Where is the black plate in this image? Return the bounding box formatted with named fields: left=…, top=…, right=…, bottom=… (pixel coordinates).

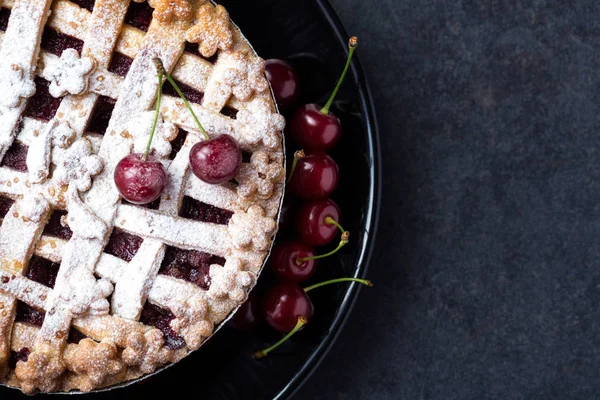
left=1, top=0, right=380, bottom=398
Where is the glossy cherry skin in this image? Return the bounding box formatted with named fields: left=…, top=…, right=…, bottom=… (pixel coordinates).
left=288, top=152, right=339, bottom=200
left=270, top=241, right=317, bottom=283
left=296, top=198, right=341, bottom=246
left=263, top=282, right=314, bottom=333
left=114, top=154, right=168, bottom=204
left=189, top=134, right=242, bottom=184
left=290, top=104, right=341, bottom=151
left=229, top=293, right=262, bottom=332
left=265, top=59, right=299, bottom=109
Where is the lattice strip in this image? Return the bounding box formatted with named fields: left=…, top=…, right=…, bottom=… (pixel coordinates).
left=115, top=204, right=230, bottom=255
left=0, top=168, right=27, bottom=197
left=33, top=0, right=130, bottom=343
left=184, top=176, right=238, bottom=211
left=0, top=198, right=51, bottom=377
left=0, top=0, right=52, bottom=161
left=111, top=130, right=194, bottom=320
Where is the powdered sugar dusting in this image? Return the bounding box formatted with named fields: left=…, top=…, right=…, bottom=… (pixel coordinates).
left=185, top=3, right=233, bottom=58
left=46, top=49, right=96, bottom=98
left=236, top=150, right=284, bottom=200
left=117, top=111, right=178, bottom=159
left=235, top=97, right=285, bottom=150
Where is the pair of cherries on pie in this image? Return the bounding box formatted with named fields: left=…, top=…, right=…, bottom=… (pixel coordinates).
left=114, top=62, right=240, bottom=204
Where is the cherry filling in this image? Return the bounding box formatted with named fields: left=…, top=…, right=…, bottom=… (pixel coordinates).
left=122, top=198, right=161, bottom=210
left=0, top=8, right=10, bottom=31
left=163, top=79, right=204, bottom=105
left=124, top=0, right=153, bottom=32
left=159, top=246, right=225, bottom=290
left=86, top=96, right=116, bottom=135
left=184, top=42, right=219, bottom=64
left=15, top=301, right=45, bottom=327
left=179, top=196, right=233, bottom=225
left=43, top=210, right=73, bottom=240
left=220, top=106, right=238, bottom=120
left=70, top=0, right=94, bottom=12
left=108, top=52, right=134, bottom=77
left=25, top=256, right=60, bottom=289
left=24, top=77, right=61, bottom=121
left=169, top=129, right=188, bottom=160
left=104, top=228, right=143, bottom=262
left=41, top=28, right=84, bottom=56
left=9, top=348, right=30, bottom=368
left=140, top=302, right=185, bottom=349
left=0, top=142, right=28, bottom=172
left=241, top=150, right=252, bottom=163
left=0, top=196, right=14, bottom=218
left=67, top=327, right=87, bottom=344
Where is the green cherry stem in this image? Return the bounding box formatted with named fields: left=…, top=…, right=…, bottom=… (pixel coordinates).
left=154, top=58, right=210, bottom=140
left=143, top=71, right=164, bottom=161
left=320, top=36, right=358, bottom=115
left=325, top=216, right=345, bottom=234
left=304, top=277, right=373, bottom=293
left=286, top=149, right=305, bottom=184
left=297, top=231, right=350, bottom=264
left=253, top=316, right=307, bottom=359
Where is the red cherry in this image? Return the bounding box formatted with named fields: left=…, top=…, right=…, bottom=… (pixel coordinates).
left=290, top=104, right=341, bottom=151
left=270, top=241, right=317, bottom=283
left=114, top=154, right=167, bottom=204
left=189, top=134, right=242, bottom=184
left=289, top=37, right=357, bottom=151
left=296, top=198, right=341, bottom=246
left=229, top=292, right=262, bottom=332
left=262, top=282, right=314, bottom=333
left=288, top=152, right=339, bottom=200
left=265, top=59, right=299, bottom=109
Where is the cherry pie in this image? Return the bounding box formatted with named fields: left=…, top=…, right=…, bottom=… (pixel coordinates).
left=0, top=0, right=284, bottom=393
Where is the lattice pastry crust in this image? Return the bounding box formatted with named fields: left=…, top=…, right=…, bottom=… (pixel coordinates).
left=0, top=0, right=284, bottom=393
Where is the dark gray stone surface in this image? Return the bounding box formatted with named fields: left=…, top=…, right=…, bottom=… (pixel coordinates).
left=297, top=1, right=600, bottom=399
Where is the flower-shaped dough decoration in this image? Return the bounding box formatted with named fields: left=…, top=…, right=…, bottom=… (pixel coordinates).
left=228, top=205, right=277, bottom=251
left=236, top=151, right=283, bottom=200
left=145, top=0, right=192, bottom=23
left=236, top=98, right=285, bottom=149
left=122, top=329, right=174, bottom=374
left=221, top=51, right=269, bottom=101
left=46, top=49, right=96, bottom=98
left=51, top=138, right=103, bottom=192
left=207, top=258, right=254, bottom=302
left=0, top=63, right=36, bottom=108
left=186, top=4, right=233, bottom=58
left=14, top=342, right=66, bottom=394
left=63, top=339, right=124, bottom=391
left=169, top=296, right=214, bottom=351
left=122, top=111, right=179, bottom=159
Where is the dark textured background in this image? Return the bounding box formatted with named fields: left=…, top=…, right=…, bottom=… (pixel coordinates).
left=297, top=1, right=600, bottom=399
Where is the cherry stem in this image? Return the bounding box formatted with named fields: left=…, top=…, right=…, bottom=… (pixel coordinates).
left=286, top=149, right=305, bottom=184
left=324, top=216, right=345, bottom=234
left=297, top=231, right=350, bottom=263
left=143, top=72, right=164, bottom=161
left=304, top=277, right=373, bottom=293
left=253, top=316, right=307, bottom=359
left=320, top=36, right=358, bottom=115
left=154, top=58, right=209, bottom=140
